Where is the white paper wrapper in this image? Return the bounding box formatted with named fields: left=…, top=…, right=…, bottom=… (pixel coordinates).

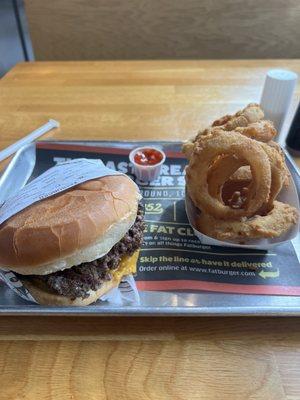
left=185, top=175, right=300, bottom=250
left=0, top=158, right=141, bottom=305
left=0, top=270, right=37, bottom=303
left=0, top=158, right=126, bottom=225
left=101, top=275, right=140, bottom=306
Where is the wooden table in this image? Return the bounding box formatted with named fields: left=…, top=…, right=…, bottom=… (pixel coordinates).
left=0, top=60, right=300, bottom=400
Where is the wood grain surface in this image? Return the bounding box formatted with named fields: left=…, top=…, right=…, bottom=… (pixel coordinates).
left=24, top=0, right=300, bottom=60
left=0, top=60, right=300, bottom=400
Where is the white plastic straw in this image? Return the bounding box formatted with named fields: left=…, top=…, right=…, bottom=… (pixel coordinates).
left=0, top=119, right=60, bottom=162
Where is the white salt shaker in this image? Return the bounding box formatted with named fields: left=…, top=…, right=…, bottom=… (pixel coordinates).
left=260, top=69, right=298, bottom=135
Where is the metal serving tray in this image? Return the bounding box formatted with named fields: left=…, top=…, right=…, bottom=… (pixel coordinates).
left=0, top=140, right=299, bottom=316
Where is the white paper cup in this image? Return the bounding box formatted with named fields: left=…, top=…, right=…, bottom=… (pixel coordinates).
left=129, top=146, right=166, bottom=182
left=185, top=175, right=300, bottom=250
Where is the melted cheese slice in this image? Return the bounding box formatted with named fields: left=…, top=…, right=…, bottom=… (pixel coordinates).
left=111, top=250, right=139, bottom=282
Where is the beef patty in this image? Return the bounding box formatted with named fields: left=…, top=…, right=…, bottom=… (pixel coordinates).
left=21, top=204, right=144, bottom=300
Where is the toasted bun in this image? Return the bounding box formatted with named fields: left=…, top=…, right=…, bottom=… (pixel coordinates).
left=20, top=250, right=139, bottom=306
left=21, top=276, right=120, bottom=306
left=0, top=175, right=141, bottom=274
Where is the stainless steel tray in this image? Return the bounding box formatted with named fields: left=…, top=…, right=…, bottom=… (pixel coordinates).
left=2, top=288, right=300, bottom=316
left=0, top=140, right=299, bottom=316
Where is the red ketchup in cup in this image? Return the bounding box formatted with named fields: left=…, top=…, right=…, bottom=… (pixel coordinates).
left=134, top=148, right=164, bottom=166
left=129, top=147, right=166, bottom=181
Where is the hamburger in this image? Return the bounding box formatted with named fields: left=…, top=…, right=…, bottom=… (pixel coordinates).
left=0, top=175, right=144, bottom=306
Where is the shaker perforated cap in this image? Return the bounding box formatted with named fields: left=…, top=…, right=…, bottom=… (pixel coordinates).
left=260, top=69, right=298, bottom=132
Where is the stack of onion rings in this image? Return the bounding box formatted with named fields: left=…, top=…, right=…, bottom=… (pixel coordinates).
left=194, top=201, right=299, bottom=241
left=186, top=131, right=272, bottom=220
left=184, top=104, right=299, bottom=242
left=182, top=104, right=276, bottom=159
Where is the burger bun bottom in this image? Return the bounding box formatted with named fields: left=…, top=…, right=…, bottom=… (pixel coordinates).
left=20, top=250, right=139, bottom=306
left=22, top=277, right=121, bottom=306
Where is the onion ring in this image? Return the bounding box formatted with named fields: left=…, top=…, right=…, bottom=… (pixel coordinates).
left=194, top=201, right=299, bottom=241
left=212, top=103, right=264, bottom=130
left=182, top=104, right=277, bottom=160
left=208, top=155, right=248, bottom=202
left=207, top=156, right=252, bottom=208
left=229, top=166, right=251, bottom=182
left=258, top=142, right=286, bottom=212
left=222, top=179, right=252, bottom=209
left=186, top=131, right=271, bottom=220
left=183, top=120, right=276, bottom=160
left=235, top=120, right=276, bottom=142
left=268, top=141, right=290, bottom=186
left=207, top=140, right=287, bottom=214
